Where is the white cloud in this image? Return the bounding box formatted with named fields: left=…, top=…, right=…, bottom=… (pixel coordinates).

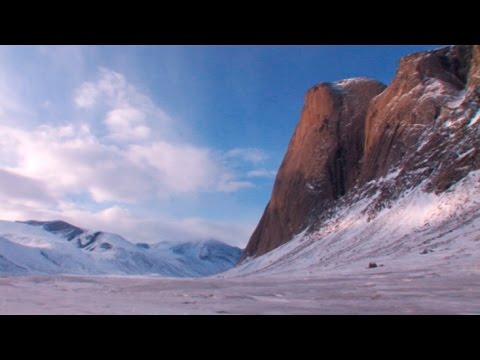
left=74, top=68, right=173, bottom=143
left=1, top=123, right=150, bottom=202
left=224, top=148, right=269, bottom=164
left=0, top=168, right=59, bottom=225
left=0, top=200, right=253, bottom=247
left=85, top=209, right=253, bottom=246
left=1, top=68, right=265, bottom=205
left=162, top=217, right=253, bottom=247
left=218, top=180, right=255, bottom=192
left=104, top=106, right=151, bottom=141
left=0, top=169, right=56, bottom=206
left=128, top=142, right=221, bottom=193
left=247, top=169, right=277, bottom=178
left=73, top=68, right=132, bottom=109
left=74, top=81, right=99, bottom=108
left=0, top=64, right=266, bottom=247
left=0, top=121, right=258, bottom=204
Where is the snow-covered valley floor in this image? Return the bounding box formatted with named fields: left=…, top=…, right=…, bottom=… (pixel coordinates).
left=1, top=265, right=479, bottom=314
left=2, top=172, right=479, bottom=314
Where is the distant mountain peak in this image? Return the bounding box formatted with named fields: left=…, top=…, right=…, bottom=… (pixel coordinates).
left=2, top=220, right=241, bottom=277
left=18, top=220, right=85, bottom=241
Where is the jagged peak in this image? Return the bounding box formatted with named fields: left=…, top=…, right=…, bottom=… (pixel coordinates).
left=394, top=45, right=473, bottom=89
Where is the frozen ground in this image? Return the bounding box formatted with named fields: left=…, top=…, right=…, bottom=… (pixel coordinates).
left=1, top=265, right=479, bottom=314
left=1, top=172, right=479, bottom=314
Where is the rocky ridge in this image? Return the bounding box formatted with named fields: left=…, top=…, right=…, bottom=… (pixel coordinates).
left=242, top=45, right=480, bottom=261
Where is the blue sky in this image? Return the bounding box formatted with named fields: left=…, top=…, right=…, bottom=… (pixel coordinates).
left=0, top=45, right=441, bottom=246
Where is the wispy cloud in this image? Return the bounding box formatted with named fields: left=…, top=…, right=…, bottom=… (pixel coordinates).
left=0, top=200, right=253, bottom=247
left=218, top=180, right=255, bottom=192
left=0, top=122, right=258, bottom=203
left=104, top=107, right=151, bottom=141
left=74, top=67, right=131, bottom=109
left=0, top=62, right=265, bottom=246
left=224, top=148, right=269, bottom=164
left=1, top=68, right=265, bottom=205
left=128, top=141, right=227, bottom=194
left=0, top=169, right=56, bottom=206
left=0, top=51, right=34, bottom=121
left=247, top=169, right=277, bottom=178
left=74, top=81, right=100, bottom=108
left=37, top=45, right=89, bottom=74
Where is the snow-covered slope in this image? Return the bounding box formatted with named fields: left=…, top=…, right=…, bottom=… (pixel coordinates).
left=227, top=170, right=480, bottom=277
left=0, top=220, right=241, bottom=277
left=233, top=45, right=480, bottom=279
left=243, top=45, right=480, bottom=262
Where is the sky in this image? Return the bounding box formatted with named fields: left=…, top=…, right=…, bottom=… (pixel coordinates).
left=0, top=45, right=441, bottom=247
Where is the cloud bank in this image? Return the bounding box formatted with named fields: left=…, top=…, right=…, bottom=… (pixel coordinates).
left=0, top=64, right=268, bottom=246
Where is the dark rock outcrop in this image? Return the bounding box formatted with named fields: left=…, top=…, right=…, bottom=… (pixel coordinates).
left=361, top=45, right=478, bottom=185
left=241, top=45, right=480, bottom=262
left=242, top=78, right=386, bottom=260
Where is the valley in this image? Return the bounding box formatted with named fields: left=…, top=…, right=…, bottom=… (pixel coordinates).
left=1, top=266, right=479, bottom=314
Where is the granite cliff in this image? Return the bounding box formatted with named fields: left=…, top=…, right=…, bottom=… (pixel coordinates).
left=242, top=45, right=480, bottom=261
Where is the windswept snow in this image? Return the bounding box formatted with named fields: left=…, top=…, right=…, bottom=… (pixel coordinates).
left=229, top=170, right=480, bottom=278
left=330, top=77, right=380, bottom=91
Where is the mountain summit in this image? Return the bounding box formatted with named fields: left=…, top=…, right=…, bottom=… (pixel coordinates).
left=241, top=45, right=480, bottom=262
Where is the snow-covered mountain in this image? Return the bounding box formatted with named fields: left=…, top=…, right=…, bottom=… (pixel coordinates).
left=228, top=169, right=480, bottom=277
left=0, top=220, right=241, bottom=277
left=234, top=45, right=480, bottom=277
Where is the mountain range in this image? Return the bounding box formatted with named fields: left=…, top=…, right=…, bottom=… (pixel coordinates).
left=1, top=45, right=479, bottom=280
left=0, top=220, right=241, bottom=277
